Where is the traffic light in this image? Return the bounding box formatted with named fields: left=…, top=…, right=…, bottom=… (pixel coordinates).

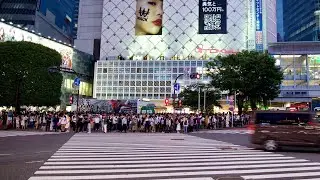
left=190, top=73, right=201, bottom=79
left=69, top=95, right=73, bottom=105
left=165, top=98, right=169, bottom=106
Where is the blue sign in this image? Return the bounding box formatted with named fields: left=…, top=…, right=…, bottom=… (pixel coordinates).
left=74, top=77, right=80, bottom=86
left=255, top=0, right=263, bottom=51
left=174, top=83, right=180, bottom=92
left=255, top=0, right=262, bottom=31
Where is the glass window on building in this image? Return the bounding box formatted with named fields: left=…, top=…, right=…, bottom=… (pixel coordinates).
left=103, top=68, right=108, bottom=73
left=185, top=61, right=190, bottom=66
left=130, top=87, right=135, bottom=92
left=108, top=68, right=114, bottom=73
left=137, top=68, right=142, bottom=73
left=154, top=81, right=159, bottom=86
left=154, top=87, right=159, bottom=93
left=191, top=61, right=197, bottom=66
left=131, top=68, right=136, bottom=73
left=173, top=61, right=178, bottom=66
left=149, top=68, right=154, bottom=73
left=97, top=68, right=102, bottom=73
left=148, top=94, right=152, bottom=99
left=136, top=87, right=141, bottom=92
left=166, top=87, right=171, bottom=93
left=137, top=74, right=141, bottom=80
left=173, top=68, right=177, bottom=73
left=167, top=61, right=171, bottom=66
left=108, top=81, right=112, bottom=86
left=130, top=81, right=135, bottom=86
left=179, top=68, right=184, bottom=73
left=142, top=81, right=147, bottom=86
left=136, top=81, right=141, bottom=86
left=96, top=81, right=102, bottom=86
left=125, top=68, right=130, bottom=73
left=143, top=68, right=148, bottom=73
left=148, top=81, right=153, bottom=86
left=148, top=87, right=153, bottom=93
left=114, top=81, right=119, bottom=86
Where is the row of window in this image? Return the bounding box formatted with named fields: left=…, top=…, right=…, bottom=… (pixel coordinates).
left=96, top=81, right=172, bottom=86
left=97, top=61, right=206, bottom=67
left=96, top=87, right=172, bottom=93
left=96, top=93, right=171, bottom=100
left=97, top=67, right=199, bottom=74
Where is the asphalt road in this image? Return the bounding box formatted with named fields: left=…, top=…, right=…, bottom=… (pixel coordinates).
left=191, top=132, right=320, bottom=163
left=0, top=133, right=73, bottom=180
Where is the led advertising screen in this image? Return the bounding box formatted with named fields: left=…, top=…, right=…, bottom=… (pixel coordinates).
left=0, top=22, right=73, bottom=69
left=255, top=0, right=263, bottom=51
left=199, top=0, right=227, bottom=34
left=135, top=0, right=163, bottom=35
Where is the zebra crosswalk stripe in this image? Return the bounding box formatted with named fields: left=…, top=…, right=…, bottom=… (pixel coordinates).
left=29, top=134, right=320, bottom=180
left=0, top=131, right=60, bottom=137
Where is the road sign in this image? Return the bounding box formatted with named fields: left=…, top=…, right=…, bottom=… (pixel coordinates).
left=174, top=83, right=180, bottom=92
left=74, top=77, right=80, bottom=86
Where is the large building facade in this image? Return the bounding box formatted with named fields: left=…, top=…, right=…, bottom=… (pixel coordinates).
left=0, top=0, right=79, bottom=44
left=283, top=0, right=320, bottom=41
left=269, top=42, right=320, bottom=103
left=75, top=0, right=277, bottom=106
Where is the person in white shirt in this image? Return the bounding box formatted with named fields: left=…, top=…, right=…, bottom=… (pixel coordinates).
left=94, top=115, right=100, bottom=131
left=122, top=116, right=127, bottom=133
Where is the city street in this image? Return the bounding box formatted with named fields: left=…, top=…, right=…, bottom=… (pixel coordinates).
left=0, top=131, right=320, bottom=180
left=0, top=132, right=73, bottom=180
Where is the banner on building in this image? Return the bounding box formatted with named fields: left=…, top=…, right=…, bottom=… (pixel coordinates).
left=199, top=0, right=227, bottom=34
left=255, top=0, right=263, bottom=51
left=135, top=0, right=163, bottom=35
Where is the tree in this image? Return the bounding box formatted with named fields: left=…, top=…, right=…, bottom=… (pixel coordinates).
left=206, top=50, right=283, bottom=114
left=179, top=83, right=221, bottom=113
left=0, top=41, right=63, bottom=112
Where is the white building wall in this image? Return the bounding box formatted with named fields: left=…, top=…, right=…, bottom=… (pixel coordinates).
left=74, top=0, right=103, bottom=54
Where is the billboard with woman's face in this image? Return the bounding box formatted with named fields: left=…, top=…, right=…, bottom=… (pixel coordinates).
left=135, top=0, right=163, bottom=35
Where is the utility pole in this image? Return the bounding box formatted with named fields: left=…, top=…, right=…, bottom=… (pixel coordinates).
left=198, top=86, right=201, bottom=113
left=203, top=89, right=207, bottom=114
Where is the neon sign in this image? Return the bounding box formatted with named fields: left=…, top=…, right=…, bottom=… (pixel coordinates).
left=196, top=44, right=239, bottom=55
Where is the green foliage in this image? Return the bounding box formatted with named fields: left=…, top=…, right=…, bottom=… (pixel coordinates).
left=179, top=83, right=221, bottom=113
left=0, top=41, right=63, bottom=109
left=206, top=50, right=283, bottom=114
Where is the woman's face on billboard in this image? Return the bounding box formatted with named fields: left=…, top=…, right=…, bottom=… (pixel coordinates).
left=136, top=0, right=163, bottom=35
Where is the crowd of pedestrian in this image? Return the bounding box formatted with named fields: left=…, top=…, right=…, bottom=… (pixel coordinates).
left=0, top=110, right=250, bottom=133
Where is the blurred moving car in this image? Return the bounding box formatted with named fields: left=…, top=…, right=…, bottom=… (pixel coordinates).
left=250, top=111, right=320, bottom=151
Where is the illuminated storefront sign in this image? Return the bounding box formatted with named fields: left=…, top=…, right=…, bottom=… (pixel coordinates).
left=199, top=0, right=227, bottom=34
left=196, top=44, right=238, bottom=55
left=255, top=0, right=263, bottom=51
left=0, top=22, right=73, bottom=69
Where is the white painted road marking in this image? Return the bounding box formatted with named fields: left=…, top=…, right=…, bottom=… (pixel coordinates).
left=28, top=134, right=320, bottom=180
